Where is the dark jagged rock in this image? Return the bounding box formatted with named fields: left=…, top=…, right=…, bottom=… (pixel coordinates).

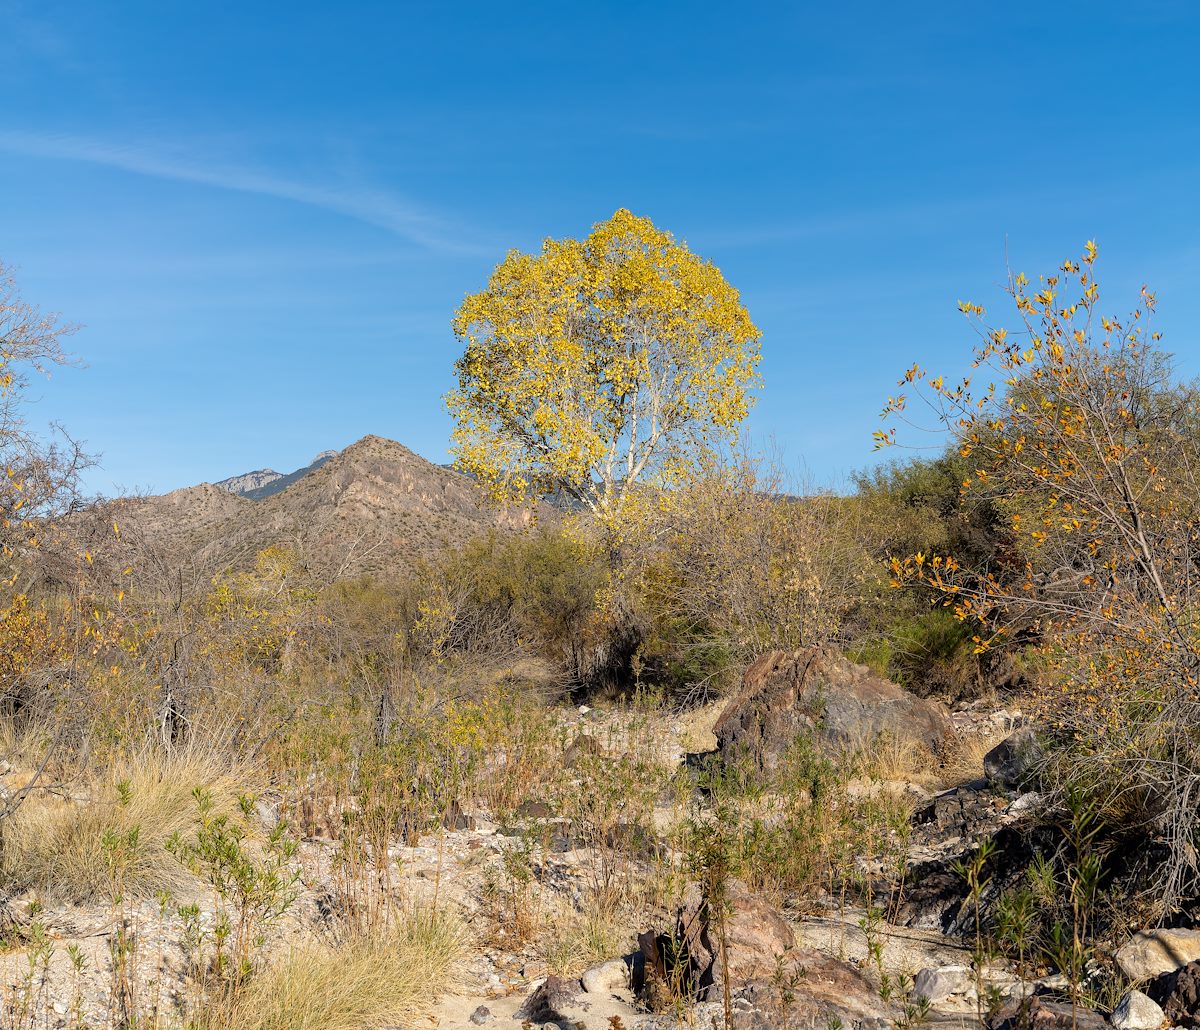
left=913, top=783, right=1011, bottom=840
left=1147, top=958, right=1200, bottom=1027
left=900, top=792, right=1057, bottom=932
left=514, top=974, right=584, bottom=1023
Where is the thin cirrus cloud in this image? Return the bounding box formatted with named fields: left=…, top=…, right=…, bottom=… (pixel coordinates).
left=0, top=129, right=486, bottom=255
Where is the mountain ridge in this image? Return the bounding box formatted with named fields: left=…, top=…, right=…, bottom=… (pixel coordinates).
left=106, top=435, right=536, bottom=577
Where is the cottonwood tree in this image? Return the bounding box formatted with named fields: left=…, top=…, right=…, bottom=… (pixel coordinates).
left=447, top=209, right=762, bottom=521
left=881, top=242, right=1200, bottom=906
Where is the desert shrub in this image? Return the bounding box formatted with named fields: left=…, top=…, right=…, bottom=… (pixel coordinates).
left=681, top=733, right=914, bottom=908
left=884, top=244, right=1200, bottom=906
left=851, top=452, right=1011, bottom=575
left=541, top=902, right=626, bottom=977
left=634, top=456, right=877, bottom=699
left=887, top=608, right=979, bottom=699
left=371, top=529, right=609, bottom=686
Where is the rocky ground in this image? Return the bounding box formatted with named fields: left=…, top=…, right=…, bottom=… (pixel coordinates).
left=3, top=650, right=1198, bottom=1029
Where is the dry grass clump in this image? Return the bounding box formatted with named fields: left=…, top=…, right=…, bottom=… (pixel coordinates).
left=202, top=904, right=465, bottom=1030
left=0, top=745, right=256, bottom=902
left=540, top=899, right=626, bottom=976
left=675, top=699, right=723, bottom=755
left=938, top=728, right=1011, bottom=789
left=848, top=730, right=941, bottom=787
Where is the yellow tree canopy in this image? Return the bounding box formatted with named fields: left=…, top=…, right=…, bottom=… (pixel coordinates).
left=447, top=209, right=762, bottom=519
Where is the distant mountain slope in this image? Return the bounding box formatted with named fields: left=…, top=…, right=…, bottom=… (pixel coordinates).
left=108, top=436, right=538, bottom=577
left=216, top=450, right=338, bottom=500
left=214, top=467, right=282, bottom=496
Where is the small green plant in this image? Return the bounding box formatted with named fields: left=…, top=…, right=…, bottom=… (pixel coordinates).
left=771, top=949, right=807, bottom=1024
left=952, top=836, right=997, bottom=1030
left=894, top=973, right=932, bottom=1030
left=859, top=894, right=888, bottom=994
left=5, top=919, right=52, bottom=1029
left=167, top=788, right=300, bottom=992
left=685, top=808, right=739, bottom=1030
left=66, top=942, right=88, bottom=1027
left=994, top=884, right=1036, bottom=995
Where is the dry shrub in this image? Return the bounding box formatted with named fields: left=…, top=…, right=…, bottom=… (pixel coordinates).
left=0, top=745, right=255, bottom=902
left=541, top=899, right=626, bottom=977
left=675, top=699, right=722, bottom=755
left=204, top=904, right=464, bottom=1030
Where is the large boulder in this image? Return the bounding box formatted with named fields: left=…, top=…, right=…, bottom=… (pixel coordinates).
left=638, top=879, right=889, bottom=1028
left=640, top=879, right=795, bottom=1001
left=1117, top=929, right=1200, bottom=982
left=714, top=646, right=952, bottom=769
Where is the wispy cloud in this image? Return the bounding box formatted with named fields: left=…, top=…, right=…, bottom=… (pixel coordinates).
left=0, top=130, right=485, bottom=255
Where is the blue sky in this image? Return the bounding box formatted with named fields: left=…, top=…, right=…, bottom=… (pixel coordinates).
left=2, top=1, right=1198, bottom=496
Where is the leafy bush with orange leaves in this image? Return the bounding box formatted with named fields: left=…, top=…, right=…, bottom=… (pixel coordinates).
left=881, top=242, right=1200, bottom=907
left=0, top=594, right=70, bottom=714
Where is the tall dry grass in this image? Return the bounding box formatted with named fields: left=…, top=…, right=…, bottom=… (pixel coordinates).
left=195, top=903, right=465, bottom=1030
left=0, top=745, right=257, bottom=902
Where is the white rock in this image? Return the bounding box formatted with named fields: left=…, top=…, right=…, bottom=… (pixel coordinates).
left=581, top=957, right=629, bottom=995
left=1116, top=929, right=1200, bottom=981
left=254, top=798, right=280, bottom=829
left=913, top=965, right=974, bottom=1002
left=1111, top=989, right=1165, bottom=1030
left=1006, top=792, right=1045, bottom=817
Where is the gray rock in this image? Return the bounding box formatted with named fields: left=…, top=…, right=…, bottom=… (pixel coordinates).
left=1111, top=989, right=1165, bottom=1030
left=983, top=727, right=1041, bottom=787
left=1117, top=929, right=1200, bottom=982
left=581, top=958, right=629, bottom=995
left=468, top=1004, right=493, bottom=1025
left=1005, top=792, right=1046, bottom=818
left=913, top=964, right=974, bottom=1003
left=714, top=646, right=952, bottom=771
left=254, top=798, right=280, bottom=830
left=514, top=975, right=583, bottom=1023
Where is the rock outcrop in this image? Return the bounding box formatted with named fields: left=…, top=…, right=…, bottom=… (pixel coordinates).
left=639, top=879, right=795, bottom=1003
left=714, top=646, right=952, bottom=769
left=639, top=880, right=891, bottom=1028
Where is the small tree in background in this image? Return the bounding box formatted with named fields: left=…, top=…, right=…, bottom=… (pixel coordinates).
left=1, top=261, right=88, bottom=586
left=882, top=242, right=1200, bottom=907
left=447, top=209, right=762, bottom=523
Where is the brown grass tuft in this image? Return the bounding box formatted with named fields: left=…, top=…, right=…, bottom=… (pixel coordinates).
left=0, top=745, right=256, bottom=902
left=199, top=903, right=465, bottom=1030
